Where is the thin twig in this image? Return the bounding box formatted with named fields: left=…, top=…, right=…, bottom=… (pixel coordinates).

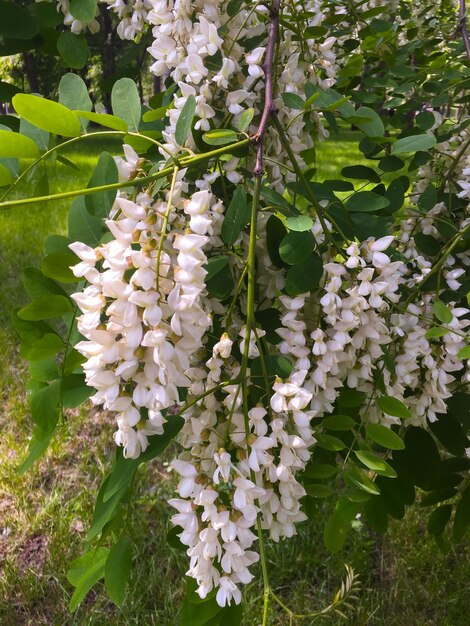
left=459, top=0, right=470, bottom=61
left=252, top=0, right=281, bottom=176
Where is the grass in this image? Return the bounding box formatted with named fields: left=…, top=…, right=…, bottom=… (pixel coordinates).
left=0, top=132, right=469, bottom=626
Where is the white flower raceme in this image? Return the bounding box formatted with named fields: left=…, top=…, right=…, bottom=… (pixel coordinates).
left=70, top=166, right=215, bottom=459
left=64, top=1, right=470, bottom=610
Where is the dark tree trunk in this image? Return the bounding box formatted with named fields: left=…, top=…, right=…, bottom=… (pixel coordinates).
left=100, top=4, right=116, bottom=111
left=22, top=52, right=39, bottom=93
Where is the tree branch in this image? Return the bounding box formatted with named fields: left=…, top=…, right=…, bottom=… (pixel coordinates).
left=459, top=0, right=470, bottom=62
left=252, top=0, right=281, bottom=176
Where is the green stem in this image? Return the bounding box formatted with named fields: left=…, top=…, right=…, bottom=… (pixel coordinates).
left=0, top=130, right=121, bottom=202
left=239, top=174, right=271, bottom=625
left=406, top=220, right=470, bottom=303
left=156, top=166, right=179, bottom=295
left=0, top=138, right=251, bottom=210
left=271, top=115, right=346, bottom=250
left=439, top=135, right=470, bottom=193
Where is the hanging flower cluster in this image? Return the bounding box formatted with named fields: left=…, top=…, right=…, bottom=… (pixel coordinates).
left=65, top=0, right=470, bottom=609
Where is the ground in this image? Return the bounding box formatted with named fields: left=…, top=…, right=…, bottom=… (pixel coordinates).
left=0, top=133, right=468, bottom=625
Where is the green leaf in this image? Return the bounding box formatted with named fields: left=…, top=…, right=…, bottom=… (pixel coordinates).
left=175, top=95, right=196, bottom=146
left=18, top=426, right=55, bottom=475
left=322, top=414, right=356, bottom=431
left=453, top=487, right=470, bottom=542
left=323, top=510, right=349, bottom=553
left=0, top=1, right=38, bottom=39
left=341, top=165, right=380, bottom=182
left=377, top=395, right=411, bottom=419
left=0, top=81, right=21, bottom=103
left=403, top=427, right=441, bottom=490
left=415, top=233, right=441, bottom=257
left=315, top=433, right=346, bottom=451
left=29, top=357, right=59, bottom=383
left=266, top=214, right=287, bottom=268
left=204, top=256, right=229, bottom=280
left=103, top=455, right=140, bottom=503
left=285, top=215, right=314, bottom=232
left=365, top=424, right=405, bottom=450
left=305, top=484, right=334, bottom=498
left=142, top=105, right=171, bottom=122
left=57, top=32, right=89, bottom=69
left=203, top=129, right=238, bottom=146
left=303, top=463, right=338, bottom=479
left=279, top=231, right=316, bottom=264
left=205, top=259, right=234, bottom=300
left=428, top=505, right=452, bottom=536
left=74, top=111, right=128, bottom=132
left=355, top=106, right=384, bottom=137
left=68, top=547, right=110, bottom=612
left=105, top=539, right=132, bottom=606
left=285, top=253, right=323, bottom=296
left=18, top=120, right=47, bottom=156
left=282, top=92, right=305, bottom=109
left=85, top=152, right=118, bottom=218
left=58, top=74, right=91, bottom=131
left=179, top=578, right=222, bottom=626
left=433, top=300, right=453, bottom=324
left=338, top=388, right=366, bottom=407
left=0, top=129, right=39, bottom=158
left=59, top=73, right=92, bottom=113
left=429, top=413, right=469, bottom=457
left=344, top=467, right=381, bottom=495
left=139, top=415, right=185, bottom=463
left=70, top=0, right=97, bottom=21
left=227, top=0, right=244, bottom=17
left=323, top=499, right=360, bottom=552
left=87, top=475, right=128, bottom=541
left=420, top=489, right=457, bottom=507
left=68, top=196, right=103, bottom=247
left=259, top=185, right=294, bottom=213
left=345, top=191, right=390, bottom=213
left=364, top=496, right=388, bottom=533
left=12, top=94, right=81, bottom=138
left=62, top=374, right=92, bottom=408
left=383, top=178, right=404, bottom=213
left=57, top=155, right=80, bottom=171
left=22, top=267, right=67, bottom=300
left=111, top=78, right=141, bottom=133
left=63, top=349, right=85, bottom=377
left=0, top=162, right=13, bottom=186
left=12, top=309, right=54, bottom=344
left=418, top=185, right=437, bottom=211
left=24, top=333, right=64, bottom=361
left=392, top=133, right=436, bottom=154
left=18, top=295, right=73, bottom=321
left=221, top=186, right=250, bottom=245
left=41, top=252, right=77, bottom=284
left=355, top=450, right=397, bottom=478
left=425, top=327, right=448, bottom=340
left=458, top=346, right=470, bottom=360
left=236, top=107, right=254, bottom=132
left=43, top=233, right=72, bottom=255
left=416, top=111, right=436, bottom=131
left=378, top=155, right=404, bottom=172
left=31, top=380, right=60, bottom=433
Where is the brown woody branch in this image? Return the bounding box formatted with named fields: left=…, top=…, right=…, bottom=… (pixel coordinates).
left=459, top=0, right=470, bottom=62
left=252, top=0, right=281, bottom=176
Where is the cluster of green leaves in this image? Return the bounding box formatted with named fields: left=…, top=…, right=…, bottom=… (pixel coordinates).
left=298, top=386, right=470, bottom=554
left=0, top=0, right=92, bottom=69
